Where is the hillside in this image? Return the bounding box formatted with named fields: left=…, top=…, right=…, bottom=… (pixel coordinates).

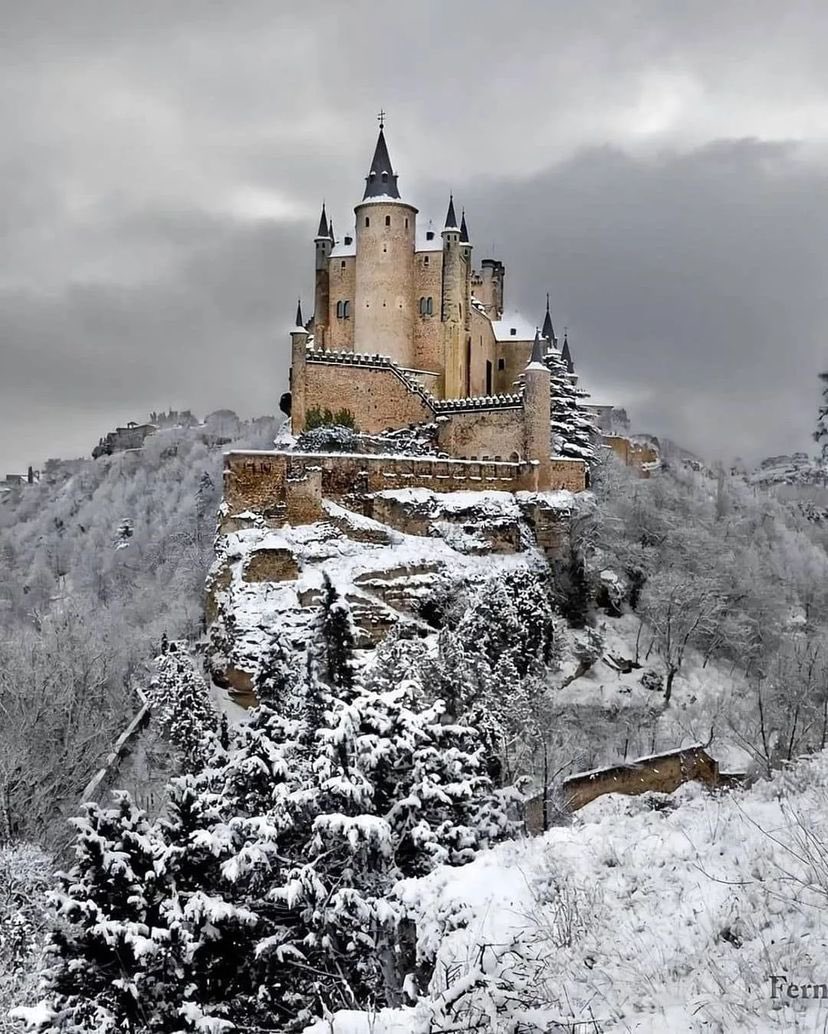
left=0, top=414, right=281, bottom=844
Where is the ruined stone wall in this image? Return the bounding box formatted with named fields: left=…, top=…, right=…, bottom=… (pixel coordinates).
left=603, top=435, right=659, bottom=476
left=327, top=255, right=356, bottom=351
left=303, top=358, right=433, bottom=433
left=223, top=452, right=287, bottom=515
left=549, top=458, right=588, bottom=492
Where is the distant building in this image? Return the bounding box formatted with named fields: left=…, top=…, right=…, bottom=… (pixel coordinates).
left=92, top=422, right=157, bottom=459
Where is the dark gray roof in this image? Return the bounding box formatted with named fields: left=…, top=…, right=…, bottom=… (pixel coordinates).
left=444, top=194, right=458, bottom=230
left=316, top=203, right=329, bottom=239
left=295, top=299, right=304, bottom=328
left=561, top=330, right=574, bottom=374
left=541, top=293, right=556, bottom=344
left=460, top=209, right=469, bottom=242
left=363, top=127, right=401, bottom=199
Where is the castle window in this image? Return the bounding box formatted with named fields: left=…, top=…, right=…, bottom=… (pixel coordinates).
left=426, top=296, right=433, bottom=315
left=459, top=303, right=462, bottom=317
left=424, top=256, right=429, bottom=267
left=405, top=218, right=409, bottom=229
left=510, top=327, right=517, bottom=336
left=341, top=260, right=346, bottom=268
left=419, top=296, right=426, bottom=315
left=365, top=217, right=370, bottom=227
left=343, top=300, right=350, bottom=318
left=498, top=357, right=505, bottom=371
left=381, top=172, right=388, bottom=183
left=336, top=300, right=343, bottom=318
left=385, top=215, right=391, bottom=227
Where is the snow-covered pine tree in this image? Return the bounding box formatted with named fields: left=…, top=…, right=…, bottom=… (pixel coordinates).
left=545, top=346, right=598, bottom=463
left=815, top=371, right=828, bottom=461
left=148, top=649, right=220, bottom=773
left=254, top=630, right=296, bottom=712
left=318, top=573, right=356, bottom=693
left=26, top=793, right=181, bottom=1034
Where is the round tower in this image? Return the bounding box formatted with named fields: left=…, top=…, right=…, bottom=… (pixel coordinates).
left=524, top=331, right=552, bottom=489
left=313, top=203, right=333, bottom=351
left=441, top=196, right=468, bottom=397
left=352, top=126, right=417, bottom=365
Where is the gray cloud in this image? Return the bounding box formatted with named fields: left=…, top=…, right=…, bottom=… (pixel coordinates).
left=1, top=1, right=827, bottom=471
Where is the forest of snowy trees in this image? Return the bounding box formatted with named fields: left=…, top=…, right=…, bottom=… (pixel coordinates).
left=4, top=407, right=828, bottom=1030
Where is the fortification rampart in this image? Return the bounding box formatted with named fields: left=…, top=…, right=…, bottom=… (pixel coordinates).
left=223, top=449, right=585, bottom=528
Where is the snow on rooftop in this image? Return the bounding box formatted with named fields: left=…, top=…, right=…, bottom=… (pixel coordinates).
left=415, top=222, right=443, bottom=253
left=330, top=239, right=356, bottom=258
left=490, top=311, right=539, bottom=343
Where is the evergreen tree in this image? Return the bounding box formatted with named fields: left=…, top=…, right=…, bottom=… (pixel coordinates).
left=254, top=630, right=296, bottom=712
left=545, top=349, right=598, bottom=463
left=148, top=650, right=220, bottom=773
left=318, top=573, right=356, bottom=693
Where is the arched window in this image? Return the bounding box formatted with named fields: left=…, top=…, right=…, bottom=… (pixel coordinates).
left=426, top=296, right=433, bottom=315
left=336, top=300, right=343, bottom=318
left=404, top=218, right=409, bottom=229
left=381, top=172, right=388, bottom=183
left=365, top=216, right=370, bottom=227
left=343, top=300, right=350, bottom=318
left=385, top=215, right=391, bottom=226
left=419, top=297, right=426, bottom=315
left=424, top=256, right=429, bottom=267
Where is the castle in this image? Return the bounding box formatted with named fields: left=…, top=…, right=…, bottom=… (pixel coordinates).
left=285, top=120, right=588, bottom=494
left=223, top=121, right=657, bottom=522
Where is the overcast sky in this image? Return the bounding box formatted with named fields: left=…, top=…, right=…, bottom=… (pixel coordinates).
left=2, top=0, right=828, bottom=473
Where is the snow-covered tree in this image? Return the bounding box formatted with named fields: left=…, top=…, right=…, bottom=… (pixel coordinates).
left=318, top=574, right=356, bottom=693
left=147, top=648, right=220, bottom=773
left=546, top=349, right=597, bottom=463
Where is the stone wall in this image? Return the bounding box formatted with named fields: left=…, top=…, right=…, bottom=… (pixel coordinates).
left=435, top=405, right=525, bottom=461
left=603, top=435, right=660, bottom=475
left=413, top=250, right=443, bottom=376
left=303, top=357, right=433, bottom=433
left=224, top=450, right=545, bottom=525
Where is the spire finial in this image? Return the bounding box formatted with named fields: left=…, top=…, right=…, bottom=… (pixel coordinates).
left=295, top=298, right=304, bottom=329
left=541, top=293, right=556, bottom=344
left=377, top=108, right=386, bottom=130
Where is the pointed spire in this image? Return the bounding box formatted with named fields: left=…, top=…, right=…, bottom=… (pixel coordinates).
left=316, top=202, right=329, bottom=239
left=529, top=329, right=546, bottom=367
left=363, top=126, right=400, bottom=199
left=541, top=293, right=556, bottom=344
left=328, top=219, right=335, bottom=245
left=295, top=299, right=304, bottom=329
left=460, top=208, right=469, bottom=243
left=561, top=328, right=574, bottom=375
left=443, top=194, right=458, bottom=231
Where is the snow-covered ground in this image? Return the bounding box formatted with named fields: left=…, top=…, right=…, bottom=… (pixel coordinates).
left=310, top=751, right=828, bottom=1033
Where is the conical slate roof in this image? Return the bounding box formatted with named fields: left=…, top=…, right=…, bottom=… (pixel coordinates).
left=561, top=330, right=574, bottom=375
left=295, top=299, right=304, bottom=329
left=541, top=293, right=556, bottom=344
left=316, top=202, right=329, bottom=239
left=363, top=127, right=401, bottom=199
left=460, top=209, right=469, bottom=242
left=444, top=194, right=458, bottom=230
left=529, top=329, right=546, bottom=366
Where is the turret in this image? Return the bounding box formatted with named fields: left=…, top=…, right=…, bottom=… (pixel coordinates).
left=524, top=330, right=552, bottom=488
left=353, top=124, right=417, bottom=364
left=560, top=328, right=574, bottom=375
left=289, top=299, right=310, bottom=433
left=441, top=195, right=470, bottom=396
left=314, top=203, right=333, bottom=350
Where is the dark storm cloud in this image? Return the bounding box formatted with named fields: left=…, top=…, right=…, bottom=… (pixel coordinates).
left=2, top=0, right=828, bottom=470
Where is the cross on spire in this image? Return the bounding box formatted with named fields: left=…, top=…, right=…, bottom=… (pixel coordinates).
left=377, top=109, right=386, bottom=129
